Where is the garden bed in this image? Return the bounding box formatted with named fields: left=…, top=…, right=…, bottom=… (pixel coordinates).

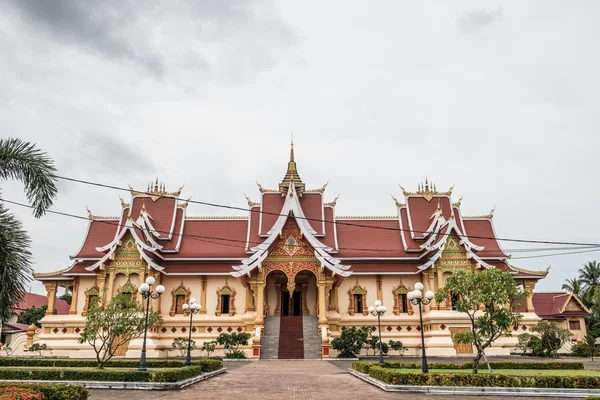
left=0, top=383, right=88, bottom=400
left=351, top=361, right=600, bottom=394
left=0, top=359, right=224, bottom=390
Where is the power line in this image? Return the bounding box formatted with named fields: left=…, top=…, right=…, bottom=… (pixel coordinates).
left=511, top=248, right=600, bottom=260
left=54, top=175, right=600, bottom=247
left=5, top=197, right=600, bottom=257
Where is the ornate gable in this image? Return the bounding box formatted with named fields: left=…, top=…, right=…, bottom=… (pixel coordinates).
left=269, top=219, right=314, bottom=258
left=436, top=235, right=475, bottom=273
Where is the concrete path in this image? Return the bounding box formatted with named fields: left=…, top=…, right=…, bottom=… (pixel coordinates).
left=88, top=360, right=566, bottom=400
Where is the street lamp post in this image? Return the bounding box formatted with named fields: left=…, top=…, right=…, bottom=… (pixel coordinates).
left=367, top=300, right=387, bottom=367
left=138, top=276, right=165, bottom=372
left=408, top=282, right=435, bottom=373
left=182, top=298, right=202, bottom=366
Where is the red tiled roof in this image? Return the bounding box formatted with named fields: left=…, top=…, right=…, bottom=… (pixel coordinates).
left=335, top=219, right=408, bottom=258
left=168, top=219, right=248, bottom=258
left=72, top=219, right=119, bottom=259
left=130, top=196, right=178, bottom=240
left=532, top=292, right=571, bottom=317
left=2, top=322, right=30, bottom=333
left=299, top=193, right=323, bottom=235
left=260, top=193, right=285, bottom=236
left=463, top=219, right=508, bottom=258
left=15, top=293, right=69, bottom=315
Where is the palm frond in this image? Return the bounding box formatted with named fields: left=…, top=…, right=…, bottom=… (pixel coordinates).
left=0, top=200, right=32, bottom=321
left=0, top=137, right=57, bottom=218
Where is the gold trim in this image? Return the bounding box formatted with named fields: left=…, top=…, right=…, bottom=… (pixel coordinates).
left=129, top=178, right=184, bottom=200
left=244, top=194, right=260, bottom=207
left=511, top=264, right=549, bottom=276
left=33, top=269, right=69, bottom=278
left=463, top=206, right=496, bottom=220
left=306, top=182, right=329, bottom=193
left=453, top=195, right=464, bottom=207
left=256, top=181, right=278, bottom=193
left=400, top=179, right=454, bottom=202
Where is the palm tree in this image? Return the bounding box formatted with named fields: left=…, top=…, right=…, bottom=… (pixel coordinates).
left=0, top=138, right=57, bottom=325
left=562, top=277, right=584, bottom=298
left=578, top=261, right=600, bottom=307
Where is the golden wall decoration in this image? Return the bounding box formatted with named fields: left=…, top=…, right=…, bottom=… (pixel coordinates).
left=169, top=281, right=191, bottom=317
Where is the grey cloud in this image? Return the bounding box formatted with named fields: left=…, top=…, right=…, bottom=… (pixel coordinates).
left=458, top=7, right=503, bottom=34
left=3, top=0, right=295, bottom=79
left=58, top=132, right=155, bottom=177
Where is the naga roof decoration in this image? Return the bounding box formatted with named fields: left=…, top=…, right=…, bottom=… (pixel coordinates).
left=35, top=143, right=548, bottom=281
left=231, top=181, right=351, bottom=278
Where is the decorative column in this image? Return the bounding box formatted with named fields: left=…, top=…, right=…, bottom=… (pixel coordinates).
left=245, top=284, right=255, bottom=312
left=43, top=282, right=58, bottom=315
left=254, top=283, right=266, bottom=326
left=427, top=270, right=436, bottom=310
left=524, top=279, right=537, bottom=312
left=274, top=284, right=281, bottom=316
left=137, top=265, right=146, bottom=303
left=200, top=276, right=207, bottom=314
left=97, top=272, right=107, bottom=306
left=69, top=278, right=79, bottom=315
left=330, top=286, right=339, bottom=312
left=317, top=282, right=328, bottom=326
left=302, top=283, right=309, bottom=316
left=376, top=275, right=383, bottom=305
left=105, top=267, right=116, bottom=302
left=436, top=268, right=446, bottom=310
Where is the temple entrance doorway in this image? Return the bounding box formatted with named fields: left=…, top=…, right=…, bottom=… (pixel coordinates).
left=281, top=289, right=302, bottom=316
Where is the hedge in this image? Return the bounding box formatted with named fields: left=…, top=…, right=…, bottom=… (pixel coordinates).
left=0, top=359, right=185, bottom=368
left=366, top=366, right=600, bottom=389
left=0, top=383, right=88, bottom=400
left=0, top=360, right=222, bottom=383
left=0, top=387, right=44, bottom=400
left=352, top=361, right=584, bottom=373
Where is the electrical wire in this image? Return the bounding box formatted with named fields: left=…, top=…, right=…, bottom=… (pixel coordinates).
left=53, top=175, right=600, bottom=248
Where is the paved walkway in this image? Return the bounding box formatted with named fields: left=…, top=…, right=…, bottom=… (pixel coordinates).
left=88, top=360, right=566, bottom=400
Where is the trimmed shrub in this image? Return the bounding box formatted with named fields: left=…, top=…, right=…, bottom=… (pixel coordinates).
left=0, top=387, right=44, bottom=400
left=0, top=358, right=185, bottom=368
left=195, top=359, right=223, bottom=372
left=0, top=369, right=149, bottom=382
left=152, top=366, right=203, bottom=383
left=0, top=383, right=88, bottom=400
left=352, top=361, right=373, bottom=374
left=366, top=366, right=600, bottom=389
left=380, top=361, right=584, bottom=370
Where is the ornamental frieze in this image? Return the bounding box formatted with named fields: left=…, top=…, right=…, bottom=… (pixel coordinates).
left=269, top=220, right=314, bottom=257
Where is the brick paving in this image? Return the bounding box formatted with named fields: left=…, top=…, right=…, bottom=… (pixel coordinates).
left=88, top=360, right=567, bottom=400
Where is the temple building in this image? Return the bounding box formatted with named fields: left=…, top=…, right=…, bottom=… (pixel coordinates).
left=33, top=143, right=565, bottom=359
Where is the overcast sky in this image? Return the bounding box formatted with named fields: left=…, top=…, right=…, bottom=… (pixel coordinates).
left=1, top=0, right=599, bottom=295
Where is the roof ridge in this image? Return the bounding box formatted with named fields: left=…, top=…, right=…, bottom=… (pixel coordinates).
left=186, top=216, right=248, bottom=220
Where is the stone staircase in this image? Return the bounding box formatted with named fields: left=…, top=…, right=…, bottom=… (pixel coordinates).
left=278, top=316, right=304, bottom=359
left=302, top=316, right=322, bottom=359
left=260, top=316, right=280, bottom=359
left=260, top=316, right=322, bottom=359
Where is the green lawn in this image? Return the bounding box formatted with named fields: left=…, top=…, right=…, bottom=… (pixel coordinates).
left=391, top=368, right=600, bottom=377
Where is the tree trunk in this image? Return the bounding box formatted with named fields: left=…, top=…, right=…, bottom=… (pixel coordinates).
left=472, top=351, right=484, bottom=374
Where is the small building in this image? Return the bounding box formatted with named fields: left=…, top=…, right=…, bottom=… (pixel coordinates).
left=532, top=292, right=590, bottom=344
left=0, top=293, right=69, bottom=351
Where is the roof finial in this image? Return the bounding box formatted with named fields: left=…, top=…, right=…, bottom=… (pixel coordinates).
left=154, top=177, right=159, bottom=192
left=290, top=135, right=295, bottom=163
left=86, top=205, right=92, bottom=219
left=279, top=138, right=304, bottom=192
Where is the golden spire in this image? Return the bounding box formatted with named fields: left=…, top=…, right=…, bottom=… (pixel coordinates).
left=279, top=139, right=305, bottom=192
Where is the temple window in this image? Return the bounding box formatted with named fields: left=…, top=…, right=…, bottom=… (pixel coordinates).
left=451, top=292, right=459, bottom=310
left=82, top=286, right=100, bottom=316
left=392, top=283, right=412, bottom=315
left=221, top=294, right=231, bottom=314
left=347, top=281, right=368, bottom=316
left=215, top=281, right=236, bottom=316
left=117, top=279, right=137, bottom=307
left=569, top=320, right=581, bottom=330
left=175, top=294, right=186, bottom=314
left=170, top=281, right=191, bottom=317
left=353, top=294, right=363, bottom=314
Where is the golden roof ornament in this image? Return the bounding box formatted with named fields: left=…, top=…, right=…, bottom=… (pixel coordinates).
left=129, top=179, right=185, bottom=201
left=244, top=194, right=260, bottom=207
left=279, top=139, right=305, bottom=193
left=324, top=194, right=340, bottom=207
left=391, top=195, right=405, bottom=208
left=119, top=196, right=130, bottom=209
left=453, top=195, right=464, bottom=207
left=399, top=179, right=454, bottom=202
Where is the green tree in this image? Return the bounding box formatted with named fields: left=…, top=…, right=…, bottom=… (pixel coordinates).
left=0, top=138, right=57, bottom=330
left=58, top=292, right=72, bottom=305
left=330, top=327, right=368, bottom=358
left=584, top=332, right=598, bottom=361
left=435, top=268, right=524, bottom=373
left=388, top=340, right=405, bottom=356
left=172, top=337, right=196, bottom=357
left=532, top=320, right=571, bottom=358
left=578, top=261, right=600, bottom=306
left=28, top=343, right=47, bottom=356
left=215, top=332, right=251, bottom=359
left=78, top=294, right=162, bottom=368
left=16, top=305, right=47, bottom=328
left=562, top=278, right=584, bottom=299
left=201, top=341, right=216, bottom=358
